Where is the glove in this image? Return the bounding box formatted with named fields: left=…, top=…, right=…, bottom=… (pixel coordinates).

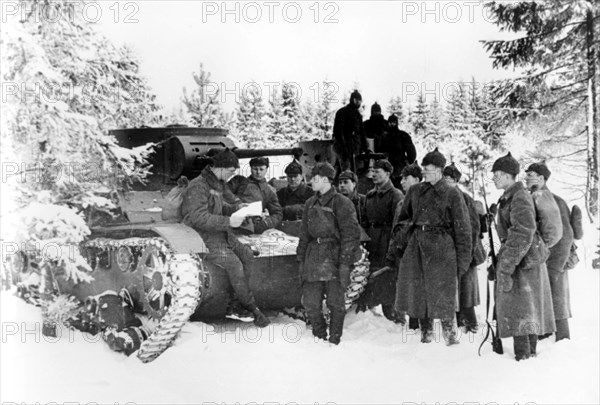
left=339, top=264, right=351, bottom=289
left=498, top=272, right=513, bottom=293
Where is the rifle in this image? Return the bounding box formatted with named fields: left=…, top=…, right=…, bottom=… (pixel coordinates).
left=478, top=173, right=504, bottom=355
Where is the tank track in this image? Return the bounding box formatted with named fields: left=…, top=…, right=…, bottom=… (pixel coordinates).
left=82, top=237, right=202, bottom=363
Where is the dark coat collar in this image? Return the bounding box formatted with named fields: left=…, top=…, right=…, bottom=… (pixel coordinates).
left=312, top=186, right=336, bottom=206
left=499, top=181, right=526, bottom=204
left=367, top=179, right=394, bottom=197
left=201, top=167, right=224, bottom=189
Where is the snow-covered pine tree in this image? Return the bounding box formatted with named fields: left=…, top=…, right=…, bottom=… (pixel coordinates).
left=182, top=64, right=228, bottom=128
left=482, top=0, right=599, bottom=219
left=387, top=96, right=407, bottom=126
left=280, top=82, right=303, bottom=146
left=313, top=81, right=336, bottom=139
left=235, top=84, right=267, bottom=148
left=1, top=0, right=159, bottom=283
left=410, top=91, right=429, bottom=138
left=300, top=98, right=318, bottom=141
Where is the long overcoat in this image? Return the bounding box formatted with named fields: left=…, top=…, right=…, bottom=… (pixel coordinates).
left=495, top=182, right=556, bottom=338
left=332, top=103, right=368, bottom=160
left=460, top=191, right=482, bottom=308
left=546, top=188, right=573, bottom=320
left=297, top=188, right=361, bottom=282
left=531, top=187, right=562, bottom=248
left=360, top=180, right=404, bottom=307
left=394, top=179, right=472, bottom=320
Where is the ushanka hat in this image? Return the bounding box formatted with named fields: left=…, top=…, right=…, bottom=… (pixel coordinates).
left=310, top=162, right=336, bottom=181
left=421, top=148, right=447, bottom=168
left=249, top=157, right=269, bottom=167
left=212, top=148, right=239, bottom=169
left=401, top=162, right=423, bottom=181
left=526, top=160, right=551, bottom=180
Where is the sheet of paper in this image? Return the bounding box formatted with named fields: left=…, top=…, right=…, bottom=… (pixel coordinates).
left=231, top=201, right=263, bottom=218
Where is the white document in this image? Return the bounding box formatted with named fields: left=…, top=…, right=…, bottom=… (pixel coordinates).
left=231, top=201, right=263, bottom=218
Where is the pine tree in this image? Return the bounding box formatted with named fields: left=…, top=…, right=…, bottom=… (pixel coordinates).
left=421, top=96, right=443, bottom=152
left=410, top=91, right=429, bottom=137
left=482, top=0, right=599, bottom=219
left=235, top=84, right=267, bottom=148
left=1, top=0, right=160, bottom=282
left=280, top=82, right=303, bottom=146
left=387, top=96, right=407, bottom=125
left=313, top=81, right=336, bottom=139
left=182, top=64, right=228, bottom=128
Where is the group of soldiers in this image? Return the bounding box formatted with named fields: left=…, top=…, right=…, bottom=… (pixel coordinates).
left=179, top=93, right=580, bottom=360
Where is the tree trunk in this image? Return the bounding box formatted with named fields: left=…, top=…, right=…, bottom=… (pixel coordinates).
left=585, top=7, right=599, bottom=222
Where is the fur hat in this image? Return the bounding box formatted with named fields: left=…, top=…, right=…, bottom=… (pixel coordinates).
left=338, top=170, right=358, bottom=183
left=249, top=157, right=269, bottom=167
left=310, top=162, right=336, bottom=181
left=350, top=90, right=362, bottom=101
left=212, top=148, right=239, bottom=169
left=401, top=162, right=423, bottom=181
left=526, top=161, right=551, bottom=180
left=371, top=102, right=382, bottom=115
left=284, top=160, right=303, bottom=176
left=421, top=148, right=447, bottom=168
left=374, top=159, right=394, bottom=173
left=492, top=152, right=520, bottom=176
left=443, top=163, right=462, bottom=181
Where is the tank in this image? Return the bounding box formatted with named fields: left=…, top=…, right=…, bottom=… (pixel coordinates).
left=6, top=127, right=371, bottom=362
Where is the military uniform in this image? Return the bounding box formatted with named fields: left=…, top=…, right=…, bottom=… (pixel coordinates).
left=297, top=165, right=361, bottom=344
left=332, top=91, right=368, bottom=172
left=277, top=183, right=314, bottom=220
left=229, top=175, right=283, bottom=233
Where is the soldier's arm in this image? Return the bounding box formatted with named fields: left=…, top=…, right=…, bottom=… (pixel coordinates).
left=497, top=191, right=536, bottom=275
left=262, top=188, right=283, bottom=228
left=450, top=188, right=473, bottom=276
left=182, top=183, right=231, bottom=232
left=222, top=185, right=243, bottom=216
left=297, top=202, right=311, bottom=261
left=336, top=196, right=361, bottom=266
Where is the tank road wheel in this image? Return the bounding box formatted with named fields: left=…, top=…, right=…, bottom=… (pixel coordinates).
left=135, top=239, right=202, bottom=363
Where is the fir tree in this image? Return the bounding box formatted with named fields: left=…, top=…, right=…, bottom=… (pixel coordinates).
left=235, top=84, right=267, bottom=148
left=182, top=64, right=228, bottom=128
left=387, top=96, right=407, bottom=125
left=410, top=91, right=429, bottom=137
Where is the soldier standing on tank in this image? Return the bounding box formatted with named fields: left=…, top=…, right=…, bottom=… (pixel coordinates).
left=332, top=90, right=369, bottom=173
left=181, top=149, right=270, bottom=327
left=359, top=159, right=404, bottom=322
left=277, top=160, right=314, bottom=221
left=492, top=152, right=556, bottom=360
left=297, top=162, right=361, bottom=345
left=525, top=161, right=572, bottom=341
left=363, top=102, right=388, bottom=152
left=394, top=149, right=472, bottom=345
left=377, top=114, right=417, bottom=189
left=229, top=157, right=283, bottom=233
left=443, top=163, right=485, bottom=333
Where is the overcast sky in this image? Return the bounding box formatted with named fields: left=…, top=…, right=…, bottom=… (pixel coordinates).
left=97, top=1, right=517, bottom=114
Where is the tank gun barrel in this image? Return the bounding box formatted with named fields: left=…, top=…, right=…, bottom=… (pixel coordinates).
left=229, top=147, right=302, bottom=159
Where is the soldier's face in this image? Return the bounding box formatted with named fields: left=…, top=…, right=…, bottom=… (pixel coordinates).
left=338, top=179, right=355, bottom=196
left=372, top=168, right=390, bottom=185
left=366, top=161, right=375, bottom=179
left=352, top=97, right=362, bottom=108
left=422, top=165, right=441, bottom=184
left=444, top=176, right=458, bottom=187
left=251, top=165, right=268, bottom=180
left=525, top=171, right=543, bottom=190
left=401, top=175, right=419, bottom=192
left=310, top=175, right=326, bottom=192
left=214, top=167, right=237, bottom=181
left=287, top=174, right=303, bottom=189
left=493, top=170, right=510, bottom=189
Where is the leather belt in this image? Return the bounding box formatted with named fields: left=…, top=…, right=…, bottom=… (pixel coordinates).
left=415, top=224, right=449, bottom=232
left=312, top=237, right=337, bottom=244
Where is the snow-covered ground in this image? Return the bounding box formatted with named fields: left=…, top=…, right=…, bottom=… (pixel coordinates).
left=1, top=213, right=599, bottom=405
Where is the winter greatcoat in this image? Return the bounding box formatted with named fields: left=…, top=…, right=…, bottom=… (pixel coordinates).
left=546, top=189, right=573, bottom=320
left=460, top=191, right=483, bottom=309
left=332, top=103, right=368, bottom=170
left=377, top=128, right=416, bottom=184
left=394, top=179, right=472, bottom=320
left=181, top=167, right=257, bottom=310
left=363, top=114, right=388, bottom=151
left=361, top=180, right=404, bottom=307
left=531, top=187, right=563, bottom=248
left=297, top=187, right=361, bottom=282
left=277, top=183, right=314, bottom=221
left=495, top=182, right=556, bottom=338
left=229, top=175, right=283, bottom=233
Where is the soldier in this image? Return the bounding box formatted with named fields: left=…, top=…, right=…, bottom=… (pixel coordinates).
left=337, top=169, right=367, bottom=227
left=332, top=90, right=369, bottom=172
left=363, top=102, right=388, bottom=152
left=360, top=159, right=404, bottom=322
left=297, top=163, right=361, bottom=344
left=277, top=160, right=314, bottom=221
left=443, top=163, right=485, bottom=333
left=181, top=148, right=270, bottom=327
left=229, top=157, right=283, bottom=234
left=399, top=162, right=422, bottom=194
left=525, top=161, right=572, bottom=341
left=377, top=114, right=417, bottom=188
left=492, top=152, right=555, bottom=360
left=394, top=149, right=472, bottom=345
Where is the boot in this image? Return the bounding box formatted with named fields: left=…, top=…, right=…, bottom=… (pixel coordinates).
left=408, top=317, right=420, bottom=330
left=458, top=307, right=478, bottom=333
left=328, top=310, right=345, bottom=345
left=382, top=304, right=406, bottom=324
left=252, top=308, right=270, bottom=328
left=441, top=319, right=459, bottom=346
left=556, top=319, right=570, bottom=341
left=528, top=334, right=538, bottom=357
left=514, top=335, right=531, bottom=361
left=420, top=318, right=434, bottom=343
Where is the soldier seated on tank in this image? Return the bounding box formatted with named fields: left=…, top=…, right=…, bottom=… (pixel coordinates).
left=229, top=157, right=283, bottom=234
left=277, top=160, right=314, bottom=221
left=181, top=148, right=270, bottom=327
